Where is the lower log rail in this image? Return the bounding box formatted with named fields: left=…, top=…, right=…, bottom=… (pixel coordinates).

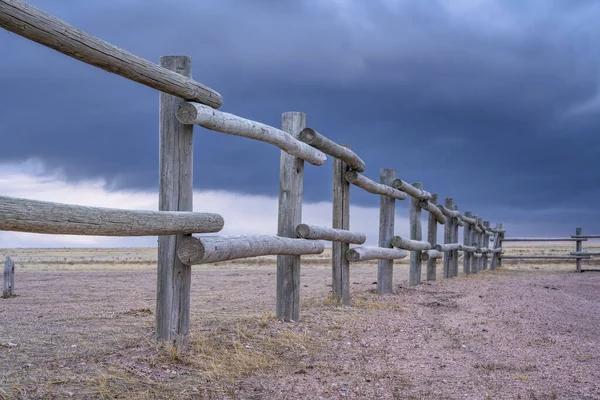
left=422, top=250, right=443, bottom=261
left=500, top=255, right=591, bottom=260
left=571, top=252, right=600, bottom=256
left=295, top=224, right=366, bottom=244
left=390, top=236, right=432, bottom=251
left=346, top=247, right=408, bottom=262
left=177, top=235, right=325, bottom=265
left=0, top=195, right=224, bottom=236
left=436, top=243, right=462, bottom=252
left=345, top=171, right=407, bottom=200
left=503, top=237, right=587, bottom=242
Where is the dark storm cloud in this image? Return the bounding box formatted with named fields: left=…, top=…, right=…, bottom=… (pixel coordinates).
left=1, top=0, right=600, bottom=234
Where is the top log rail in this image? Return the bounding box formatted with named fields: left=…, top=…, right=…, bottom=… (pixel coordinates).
left=392, top=179, right=432, bottom=200
left=0, top=0, right=223, bottom=108
left=571, top=235, right=600, bottom=239
left=345, top=171, right=407, bottom=200
left=419, top=200, right=447, bottom=224
left=0, top=195, right=224, bottom=236
left=298, top=128, right=366, bottom=172
left=295, top=224, right=366, bottom=245
left=502, top=237, right=587, bottom=242
left=177, top=103, right=326, bottom=166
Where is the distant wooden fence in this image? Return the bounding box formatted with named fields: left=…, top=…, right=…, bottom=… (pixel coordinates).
left=0, top=0, right=505, bottom=346
left=501, top=228, right=600, bottom=272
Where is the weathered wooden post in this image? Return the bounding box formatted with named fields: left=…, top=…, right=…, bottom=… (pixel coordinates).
left=426, top=194, right=439, bottom=281
left=378, top=169, right=396, bottom=294
left=443, top=198, right=454, bottom=279
left=463, top=211, right=472, bottom=274
left=497, top=223, right=504, bottom=269
left=2, top=257, right=14, bottom=298
left=483, top=221, right=490, bottom=270
left=575, top=227, right=582, bottom=273
left=471, top=216, right=480, bottom=274
left=476, top=217, right=483, bottom=273
left=451, top=204, right=460, bottom=277
left=157, top=56, right=194, bottom=347
left=490, top=223, right=503, bottom=270
left=332, top=147, right=350, bottom=305
left=409, top=182, right=423, bottom=286
left=277, top=112, right=306, bottom=321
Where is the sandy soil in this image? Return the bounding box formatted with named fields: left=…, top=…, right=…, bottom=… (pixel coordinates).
left=0, top=247, right=599, bottom=399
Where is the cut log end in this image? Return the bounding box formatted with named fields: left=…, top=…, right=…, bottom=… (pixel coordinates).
left=176, top=102, right=201, bottom=124
left=298, top=128, right=317, bottom=144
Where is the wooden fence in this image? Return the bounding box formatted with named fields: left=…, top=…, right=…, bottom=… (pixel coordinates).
left=0, top=0, right=506, bottom=346
left=501, top=228, right=600, bottom=272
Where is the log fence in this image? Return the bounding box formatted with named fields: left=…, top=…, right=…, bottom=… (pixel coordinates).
left=5, top=0, right=595, bottom=349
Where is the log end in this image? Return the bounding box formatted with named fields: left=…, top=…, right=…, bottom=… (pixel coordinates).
left=295, top=224, right=311, bottom=239
left=176, top=102, right=202, bottom=124
left=346, top=248, right=361, bottom=262
left=176, top=236, right=205, bottom=266
left=298, top=128, right=317, bottom=145
left=345, top=170, right=359, bottom=182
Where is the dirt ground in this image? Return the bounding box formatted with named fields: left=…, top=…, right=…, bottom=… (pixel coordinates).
left=0, top=246, right=599, bottom=399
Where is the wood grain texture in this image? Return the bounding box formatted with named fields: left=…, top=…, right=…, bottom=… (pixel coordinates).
left=277, top=112, right=306, bottom=322
left=296, top=224, right=365, bottom=244
left=459, top=214, right=477, bottom=225
left=346, top=171, right=407, bottom=200
left=299, top=128, right=366, bottom=172
left=332, top=152, right=351, bottom=305
left=156, top=56, right=194, bottom=347
left=409, top=182, right=424, bottom=286
left=426, top=194, right=439, bottom=281
left=462, top=211, right=472, bottom=275
left=2, top=257, right=14, bottom=298
left=475, top=217, right=483, bottom=273
left=435, top=243, right=462, bottom=252
left=422, top=250, right=443, bottom=261
left=0, top=0, right=222, bottom=108
left=177, top=235, right=325, bottom=264
left=575, top=227, right=582, bottom=273
left=438, top=205, right=460, bottom=218
left=442, top=198, right=454, bottom=279
left=177, top=103, right=326, bottom=166
left=347, top=247, right=408, bottom=262
left=391, top=236, right=432, bottom=251
left=419, top=200, right=447, bottom=224
left=482, top=221, right=490, bottom=270
left=450, top=205, right=460, bottom=277
left=377, top=169, right=396, bottom=294
left=0, top=195, right=223, bottom=236
left=392, top=179, right=432, bottom=200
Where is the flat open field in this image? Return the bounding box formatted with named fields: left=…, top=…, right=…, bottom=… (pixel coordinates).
left=1, top=245, right=599, bottom=399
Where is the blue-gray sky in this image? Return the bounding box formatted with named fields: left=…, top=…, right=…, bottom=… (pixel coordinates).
left=1, top=0, right=600, bottom=240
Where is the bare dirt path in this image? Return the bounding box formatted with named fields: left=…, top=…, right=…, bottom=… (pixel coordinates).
left=0, top=262, right=599, bottom=399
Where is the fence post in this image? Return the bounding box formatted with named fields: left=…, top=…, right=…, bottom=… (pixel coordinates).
left=378, top=168, right=396, bottom=294
left=476, top=217, right=484, bottom=273
left=443, top=198, right=454, bottom=279
left=452, top=204, right=460, bottom=277
left=2, top=257, right=14, bottom=298
left=483, top=221, right=490, bottom=270
left=277, top=112, right=306, bottom=321
left=157, top=56, right=194, bottom=347
left=471, top=216, right=480, bottom=274
left=490, top=223, right=502, bottom=270
left=575, top=227, right=582, bottom=273
left=463, top=212, right=472, bottom=274
left=427, top=194, right=439, bottom=281
left=409, top=182, right=423, bottom=286
left=332, top=147, right=350, bottom=305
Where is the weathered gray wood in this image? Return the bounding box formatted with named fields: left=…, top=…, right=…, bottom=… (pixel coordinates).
left=2, top=257, right=14, bottom=298
left=435, top=243, right=463, bottom=252
left=177, top=103, right=326, bottom=166
left=391, top=236, right=432, bottom=251
left=277, top=112, right=306, bottom=322
left=571, top=235, right=600, bottom=239
left=426, top=194, right=439, bottom=281
left=419, top=200, right=447, bottom=224
left=457, top=251, right=464, bottom=258
left=488, top=248, right=503, bottom=254
left=377, top=169, right=396, bottom=294
left=472, top=253, right=483, bottom=259
left=571, top=252, right=600, bottom=256
left=575, top=228, right=583, bottom=273
left=442, top=198, right=453, bottom=278
left=296, top=224, right=365, bottom=244
left=177, top=235, right=325, bottom=264
left=475, top=217, right=484, bottom=273
left=450, top=205, right=460, bottom=277
left=439, top=205, right=460, bottom=218
left=392, top=179, right=432, bottom=200
left=298, top=128, right=366, bottom=172
left=489, top=228, right=507, bottom=233
left=502, top=237, right=586, bottom=242
left=482, top=221, right=490, bottom=270
left=332, top=151, right=351, bottom=305
left=472, top=222, right=483, bottom=234
left=462, top=211, right=472, bottom=275
left=156, top=56, right=194, bottom=347
left=0, top=0, right=222, bottom=108
left=346, top=171, right=407, bottom=200
left=462, top=245, right=477, bottom=252
left=409, top=182, right=424, bottom=286
left=501, top=255, right=590, bottom=260
left=0, top=195, right=223, bottom=236
left=347, top=247, right=408, bottom=262
left=497, top=223, right=504, bottom=269
left=422, top=250, right=443, bottom=262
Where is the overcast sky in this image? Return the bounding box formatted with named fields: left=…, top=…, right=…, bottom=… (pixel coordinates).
left=1, top=0, right=600, bottom=247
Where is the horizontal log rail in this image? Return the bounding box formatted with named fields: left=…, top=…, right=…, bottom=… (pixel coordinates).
left=422, top=249, right=443, bottom=261
left=500, top=255, right=591, bottom=260
left=177, top=235, right=325, bottom=265
left=487, top=248, right=503, bottom=254
left=489, top=228, right=506, bottom=234
left=435, top=243, right=462, bottom=252
left=392, top=179, right=432, bottom=200
left=571, top=235, right=600, bottom=239
left=438, top=205, right=460, bottom=218
left=502, top=237, right=587, bottom=242
left=462, top=245, right=477, bottom=252
left=0, top=195, right=223, bottom=236
left=419, top=200, right=447, bottom=224
left=390, top=236, right=432, bottom=251
left=177, top=102, right=326, bottom=166
left=345, top=171, right=407, bottom=200
left=472, top=253, right=483, bottom=259
left=346, top=247, right=408, bottom=262
left=571, top=252, right=600, bottom=256
left=459, top=214, right=477, bottom=225
left=0, top=0, right=223, bottom=108
left=477, top=247, right=489, bottom=253
left=295, top=224, right=366, bottom=244
left=298, top=128, right=365, bottom=172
